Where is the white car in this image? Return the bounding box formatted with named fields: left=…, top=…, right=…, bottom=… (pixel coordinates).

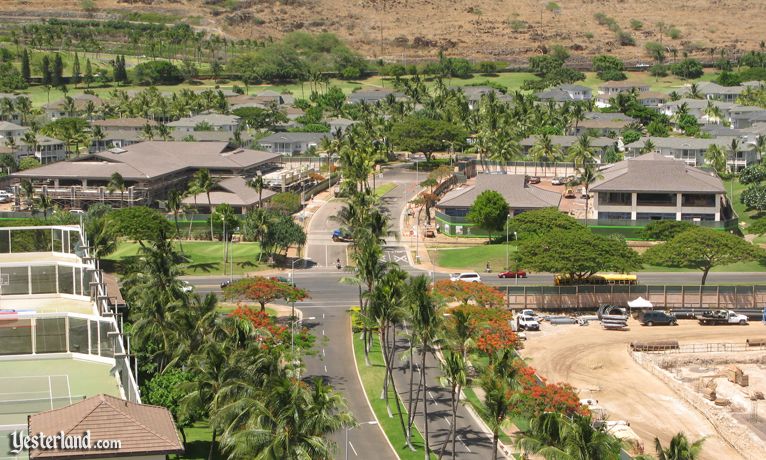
left=449, top=272, right=482, bottom=283
left=551, top=177, right=565, bottom=185
left=181, top=281, right=194, bottom=293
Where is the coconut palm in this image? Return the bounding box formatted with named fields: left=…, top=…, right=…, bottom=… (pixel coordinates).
left=688, top=83, right=702, bottom=99
left=107, top=172, right=126, bottom=207
left=654, top=433, right=705, bottom=460
left=568, top=134, right=596, bottom=168
left=704, top=144, right=727, bottom=176
left=22, top=130, right=38, bottom=154
left=517, top=412, right=622, bottom=460
left=165, top=189, right=186, bottom=253
left=84, top=215, right=116, bottom=259
left=248, top=173, right=265, bottom=208
left=437, top=351, right=466, bottom=460
left=407, top=274, right=442, bottom=459
left=192, top=169, right=215, bottom=240
left=530, top=133, right=563, bottom=176
left=90, top=125, right=105, bottom=152
left=33, top=192, right=54, bottom=220
left=577, top=163, right=603, bottom=226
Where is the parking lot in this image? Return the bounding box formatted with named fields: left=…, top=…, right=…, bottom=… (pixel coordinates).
left=521, top=318, right=766, bottom=459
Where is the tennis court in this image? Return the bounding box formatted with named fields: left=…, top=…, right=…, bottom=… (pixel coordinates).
left=0, top=358, right=120, bottom=459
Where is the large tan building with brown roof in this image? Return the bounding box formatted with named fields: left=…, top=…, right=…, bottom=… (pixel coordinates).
left=11, top=141, right=280, bottom=208
left=591, top=152, right=727, bottom=222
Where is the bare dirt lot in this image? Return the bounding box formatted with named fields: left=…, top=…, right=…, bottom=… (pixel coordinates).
left=1, top=1, right=764, bottom=62
left=521, top=319, right=766, bottom=460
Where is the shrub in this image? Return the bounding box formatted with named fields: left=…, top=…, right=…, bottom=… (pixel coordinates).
left=670, top=58, right=704, bottom=79
left=509, top=19, right=527, bottom=32
left=630, top=19, right=643, bottom=30
left=132, top=60, right=183, bottom=85
left=649, top=64, right=669, bottom=77
left=617, top=30, right=636, bottom=46
left=739, top=164, right=766, bottom=184
left=668, top=27, right=682, bottom=39
left=598, top=69, right=627, bottom=81
left=641, top=220, right=695, bottom=241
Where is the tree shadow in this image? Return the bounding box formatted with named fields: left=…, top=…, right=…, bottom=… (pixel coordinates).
left=184, top=262, right=219, bottom=273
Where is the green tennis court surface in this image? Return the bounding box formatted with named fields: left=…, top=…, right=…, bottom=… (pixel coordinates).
left=0, top=358, right=121, bottom=459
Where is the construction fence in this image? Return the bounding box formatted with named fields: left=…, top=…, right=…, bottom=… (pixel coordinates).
left=503, top=284, right=766, bottom=310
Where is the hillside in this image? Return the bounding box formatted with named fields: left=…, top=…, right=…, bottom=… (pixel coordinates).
left=1, top=0, right=764, bottom=64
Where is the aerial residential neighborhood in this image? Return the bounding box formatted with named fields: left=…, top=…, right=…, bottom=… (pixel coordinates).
left=0, top=2, right=765, bottom=460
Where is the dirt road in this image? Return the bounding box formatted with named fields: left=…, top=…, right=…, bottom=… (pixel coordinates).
left=521, top=319, right=766, bottom=460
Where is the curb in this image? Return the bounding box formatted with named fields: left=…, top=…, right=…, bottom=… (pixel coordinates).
left=349, top=314, right=401, bottom=460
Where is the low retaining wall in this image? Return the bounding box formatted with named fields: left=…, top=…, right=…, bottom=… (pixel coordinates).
left=630, top=351, right=766, bottom=460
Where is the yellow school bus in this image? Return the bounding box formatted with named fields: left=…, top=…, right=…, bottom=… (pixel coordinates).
left=554, top=273, right=638, bottom=286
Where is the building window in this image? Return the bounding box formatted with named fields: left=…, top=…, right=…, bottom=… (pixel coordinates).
left=636, top=212, right=677, bottom=220
left=682, top=194, right=715, bottom=207
left=598, top=212, right=631, bottom=220
left=602, top=192, right=631, bottom=205
left=636, top=193, right=675, bottom=206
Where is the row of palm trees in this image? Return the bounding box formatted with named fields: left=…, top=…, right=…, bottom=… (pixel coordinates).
left=121, top=228, right=353, bottom=459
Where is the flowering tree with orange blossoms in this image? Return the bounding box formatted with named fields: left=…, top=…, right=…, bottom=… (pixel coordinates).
left=433, top=280, right=505, bottom=307
left=222, top=276, right=308, bottom=312
left=229, top=305, right=314, bottom=350
left=513, top=361, right=588, bottom=417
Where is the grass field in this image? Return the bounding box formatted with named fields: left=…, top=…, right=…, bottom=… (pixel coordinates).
left=431, top=242, right=766, bottom=273
left=430, top=244, right=519, bottom=271
left=352, top=330, right=432, bottom=460
left=105, top=240, right=263, bottom=275
left=10, top=64, right=719, bottom=107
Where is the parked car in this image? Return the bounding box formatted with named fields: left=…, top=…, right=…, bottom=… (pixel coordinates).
left=516, top=314, right=540, bottom=331
left=498, top=270, right=527, bottom=278
left=563, top=188, right=576, bottom=198
left=638, top=310, right=677, bottom=326
left=220, top=280, right=232, bottom=289
left=527, top=176, right=541, bottom=184
left=449, top=272, right=482, bottom=283
left=521, top=309, right=541, bottom=321
left=332, top=229, right=353, bottom=242
left=551, top=177, right=565, bottom=185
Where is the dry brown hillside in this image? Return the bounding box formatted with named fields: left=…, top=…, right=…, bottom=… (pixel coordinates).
left=1, top=0, right=764, bottom=64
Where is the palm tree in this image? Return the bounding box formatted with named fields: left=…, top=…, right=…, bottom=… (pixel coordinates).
left=105, top=171, right=125, bottom=205
left=192, top=169, right=215, bottom=240
left=654, top=433, right=706, bottom=460
left=248, top=173, right=265, bottom=208
left=141, top=122, right=155, bottom=140
left=705, top=144, right=727, bottom=176
left=407, top=274, right=441, bottom=460
left=568, top=134, right=596, bottom=168
left=641, top=139, right=656, bottom=154
left=90, top=125, right=105, bottom=152
left=33, top=192, right=53, bottom=220
left=165, top=189, right=185, bottom=252
left=437, top=351, right=466, bottom=460
left=728, top=138, right=740, bottom=175
left=84, top=216, right=117, bottom=259
left=517, top=412, right=622, bottom=460
left=688, top=83, right=702, bottom=99
left=156, top=123, right=173, bottom=141
left=22, top=130, right=38, bottom=155
left=19, top=179, right=34, bottom=210
left=530, top=133, right=563, bottom=176
left=578, top=163, right=603, bottom=226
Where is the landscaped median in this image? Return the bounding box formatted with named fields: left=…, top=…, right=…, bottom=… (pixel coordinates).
left=351, top=327, right=432, bottom=460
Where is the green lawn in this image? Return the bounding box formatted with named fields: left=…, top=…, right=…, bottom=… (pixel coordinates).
left=431, top=244, right=519, bottom=271
left=178, top=422, right=223, bottom=460
left=105, top=240, right=263, bottom=275
left=352, top=328, right=432, bottom=460
left=432, top=242, right=766, bottom=273
left=11, top=64, right=721, bottom=107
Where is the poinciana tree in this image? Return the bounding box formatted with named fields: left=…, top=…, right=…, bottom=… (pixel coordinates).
left=432, top=279, right=505, bottom=308
left=222, top=276, right=308, bottom=312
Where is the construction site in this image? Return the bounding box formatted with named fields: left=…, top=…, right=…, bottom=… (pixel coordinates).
left=521, top=320, right=766, bottom=460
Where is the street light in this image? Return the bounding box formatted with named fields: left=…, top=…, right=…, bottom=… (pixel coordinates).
left=290, top=257, right=312, bottom=354
left=513, top=231, right=518, bottom=285
left=505, top=214, right=511, bottom=270
left=345, top=421, right=379, bottom=460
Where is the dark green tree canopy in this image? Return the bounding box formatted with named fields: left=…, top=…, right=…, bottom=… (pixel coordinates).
left=390, top=115, right=466, bottom=162
left=640, top=220, right=695, bottom=241
left=506, top=207, right=582, bottom=240
left=643, top=227, right=764, bottom=285
left=108, top=206, right=173, bottom=243
left=517, top=228, right=641, bottom=279
left=133, top=61, right=183, bottom=85
left=466, top=190, right=509, bottom=242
